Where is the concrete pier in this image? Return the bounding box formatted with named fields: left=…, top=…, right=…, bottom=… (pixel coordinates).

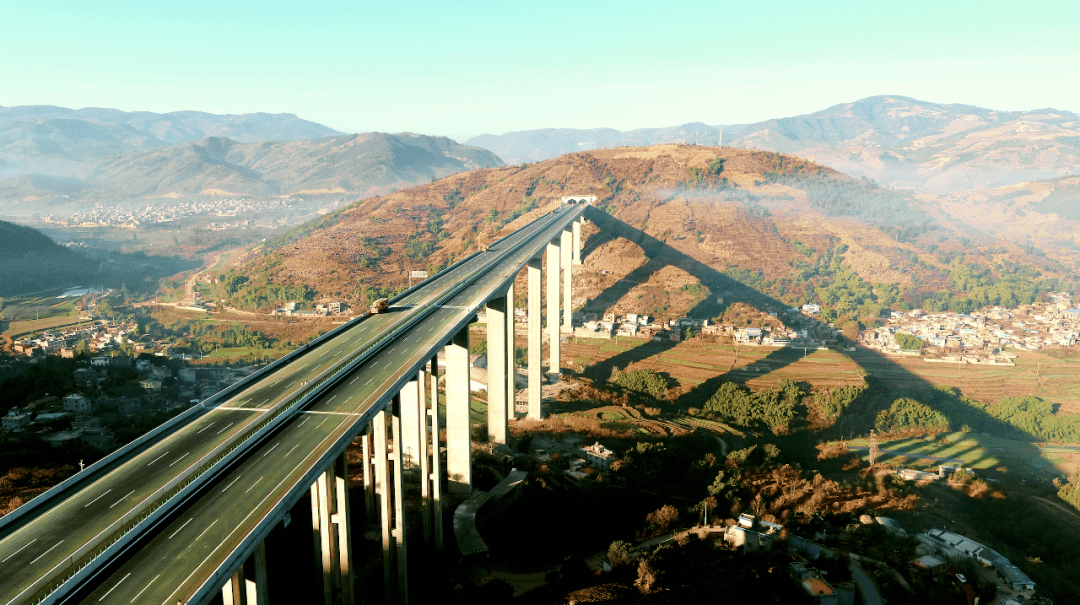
left=310, top=452, right=355, bottom=605
left=546, top=239, right=560, bottom=375
left=428, top=355, right=444, bottom=552
left=572, top=220, right=582, bottom=265
left=561, top=228, right=572, bottom=333
left=528, top=257, right=542, bottom=419
left=398, top=378, right=422, bottom=469
left=445, top=328, right=472, bottom=494
left=486, top=295, right=507, bottom=445
left=505, top=282, right=516, bottom=422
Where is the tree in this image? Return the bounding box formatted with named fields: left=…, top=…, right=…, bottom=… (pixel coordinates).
left=607, top=540, right=634, bottom=566
left=894, top=332, right=923, bottom=350
left=868, top=429, right=879, bottom=465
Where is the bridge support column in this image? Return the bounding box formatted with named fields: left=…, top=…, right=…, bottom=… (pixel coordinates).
left=573, top=220, right=582, bottom=265
left=528, top=257, right=542, bottom=419
left=561, top=228, right=572, bottom=333
left=428, top=356, right=444, bottom=551
left=486, top=295, right=507, bottom=445
left=374, top=404, right=408, bottom=605
left=361, top=432, right=375, bottom=521
left=546, top=239, right=561, bottom=375
left=506, top=282, right=516, bottom=421
left=222, top=565, right=247, bottom=605
left=310, top=451, right=355, bottom=605
left=399, top=377, right=423, bottom=470
left=446, top=327, right=472, bottom=494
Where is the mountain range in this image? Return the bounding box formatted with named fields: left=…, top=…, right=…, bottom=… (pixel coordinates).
left=0, top=106, right=502, bottom=207
left=468, top=96, right=1080, bottom=192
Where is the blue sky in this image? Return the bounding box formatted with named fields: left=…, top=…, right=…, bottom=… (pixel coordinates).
left=2, top=1, right=1078, bottom=141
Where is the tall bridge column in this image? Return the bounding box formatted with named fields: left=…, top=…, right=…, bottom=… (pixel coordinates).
left=399, top=376, right=423, bottom=470
left=486, top=295, right=508, bottom=445
left=546, top=238, right=561, bottom=375
left=428, top=355, right=444, bottom=551
left=373, top=404, right=408, bottom=605
left=310, top=451, right=355, bottom=605
left=528, top=257, right=542, bottom=419
left=361, top=432, right=375, bottom=521
left=220, top=535, right=269, bottom=605
left=506, top=282, right=516, bottom=421
left=561, top=228, right=572, bottom=333
left=572, top=219, right=582, bottom=265
left=446, top=327, right=472, bottom=494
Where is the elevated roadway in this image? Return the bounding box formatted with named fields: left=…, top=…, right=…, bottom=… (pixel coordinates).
left=0, top=204, right=583, bottom=605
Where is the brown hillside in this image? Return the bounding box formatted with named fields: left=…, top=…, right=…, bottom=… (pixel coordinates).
left=219, top=145, right=1076, bottom=321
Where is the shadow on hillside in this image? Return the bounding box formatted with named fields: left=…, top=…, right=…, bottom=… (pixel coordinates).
left=580, top=207, right=1060, bottom=480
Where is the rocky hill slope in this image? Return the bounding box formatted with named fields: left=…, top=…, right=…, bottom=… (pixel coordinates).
left=215, top=145, right=1079, bottom=324
left=468, top=96, right=1080, bottom=192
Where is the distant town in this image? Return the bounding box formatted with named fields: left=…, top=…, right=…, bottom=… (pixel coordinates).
left=38, top=196, right=346, bottom=232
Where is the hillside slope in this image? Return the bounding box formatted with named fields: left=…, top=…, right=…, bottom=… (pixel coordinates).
left=216, top=145, right=1078, bottom=322
left=468, top=96, right=1080, bottom=192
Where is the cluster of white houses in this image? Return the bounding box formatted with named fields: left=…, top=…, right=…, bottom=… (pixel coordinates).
left=859, top=297, right=1080, bottom=361
left=11, top=319, right=144, bottom=359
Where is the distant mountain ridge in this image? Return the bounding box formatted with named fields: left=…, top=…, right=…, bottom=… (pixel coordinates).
left=0, top=131, right=501, bottom=202
left=0, top=105, right=343, bottom=169
left=468, top=96, right=1080, bottom=192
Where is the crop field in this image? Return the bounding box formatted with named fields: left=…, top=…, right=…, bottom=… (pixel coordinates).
left=850, top=348, right=1080, bottom=409
left=842, top=431, right=1074, bottom=477
left=2, top=315, right=92, bottom=341
left=564, top=338, right=866, bottom=392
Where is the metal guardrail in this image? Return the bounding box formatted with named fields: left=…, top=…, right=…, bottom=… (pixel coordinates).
left=16, top=207, right=573, bottom=605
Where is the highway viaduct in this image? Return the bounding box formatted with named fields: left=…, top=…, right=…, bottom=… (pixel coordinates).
left=0, top=197, right=596, bottom=605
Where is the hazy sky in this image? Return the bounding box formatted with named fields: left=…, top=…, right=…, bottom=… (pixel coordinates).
left=3, top=0, right=1078, bottom=141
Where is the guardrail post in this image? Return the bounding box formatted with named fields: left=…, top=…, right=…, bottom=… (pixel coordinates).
left=486, top=295, right=508, bottom=445
left=547, top=238, right=561, bottom=375
left=506, top=281, right=516, bottom=422
left=561, top=227, right=573, bottom=333
left=446, top=327, right=472, bottom=495
left=528, top=257, right=542, bottom=419
left=573, top=219, right=582, bottom=265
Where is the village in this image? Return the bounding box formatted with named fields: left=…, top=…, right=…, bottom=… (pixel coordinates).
left=0, top=352, right=252, bottom=454
left=858, top=293, right=1080, bottom=364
